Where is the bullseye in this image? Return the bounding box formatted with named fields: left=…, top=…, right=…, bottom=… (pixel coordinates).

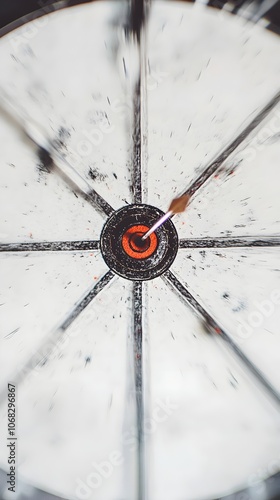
left=100, top=204, right=178, bottom=280
left=122, top=225, right=158, bottom=259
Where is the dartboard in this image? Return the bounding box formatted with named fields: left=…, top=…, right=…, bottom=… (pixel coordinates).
left=1, top=1, right=280, bottom=499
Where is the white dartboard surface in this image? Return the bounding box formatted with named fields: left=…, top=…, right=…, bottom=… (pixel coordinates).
left=0, top=1, right=280, bottom=500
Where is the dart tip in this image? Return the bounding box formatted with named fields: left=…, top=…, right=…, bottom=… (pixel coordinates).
left=133, top=234, right=148, bottom=247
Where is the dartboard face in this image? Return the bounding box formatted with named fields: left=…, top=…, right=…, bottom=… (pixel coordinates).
left=1, top=1, right=280, bottom=499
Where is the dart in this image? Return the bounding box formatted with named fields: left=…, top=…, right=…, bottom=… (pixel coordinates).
left=141, top=193, right=190, bottom=240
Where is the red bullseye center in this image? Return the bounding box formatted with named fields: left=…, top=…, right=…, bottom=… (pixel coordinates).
left=122, top=225, right=158, bottom=259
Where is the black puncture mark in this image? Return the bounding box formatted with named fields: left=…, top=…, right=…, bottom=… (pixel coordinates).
left=122, top=57, right=127, bottom=77
left=232, top=301, right=246, bottom=313
left=179, top=237, right=280, bottom=249
left=58, top=126, right=71, bottom=142
left=85, top=356, right=91, bottom=366
left=182, top=90, right=280, bottom=198
left=228, top=369, right=239, bottom=385
left=0, top=241, right=100, bottom=252
left=53, top=126, right=72, bottom=151
left=37, top=147, right=53, bottom=174
left=162, top=271, right=280, bottom=407
left=4, top=328, right=20, bottom=339
left=88, top=167, right=107, bottom=183
left=132, top=281, right=145, bottom=500
left=0, top=271, right=115, bottom=406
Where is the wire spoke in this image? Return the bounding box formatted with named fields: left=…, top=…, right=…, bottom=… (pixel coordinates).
left=132, top=77, right=143, bottom=204
left=162, top=270, right=280, bottom=407
left=130, top=1, right=149, bottom=205
left=179, top=236, right=280, bottom=249
left=0, top=90, right=114, bottom=217
left=130, top=0, right=146, bottom=41
left=0, top=270, right=115, bottom=405
left=181, top=90, right=280, bottom=198
left=128, top=3, right=148, bottom=497
left=132, top=281, right=145, bottom=500
left=0, top=240, right=100, bottom=252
